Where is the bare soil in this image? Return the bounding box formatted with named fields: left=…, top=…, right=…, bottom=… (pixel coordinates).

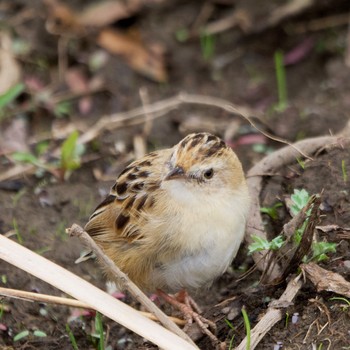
left=0, top=1, right=350, bottom=349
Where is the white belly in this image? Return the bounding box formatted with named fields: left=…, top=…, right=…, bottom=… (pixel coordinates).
left=150, top=180, right=250, bottom=292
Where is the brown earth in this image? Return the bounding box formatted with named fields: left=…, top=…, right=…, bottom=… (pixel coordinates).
left=0, top=1, right=350, bottom=349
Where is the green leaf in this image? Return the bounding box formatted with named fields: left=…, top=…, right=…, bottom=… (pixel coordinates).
left=33, top=330, right=47, bottom=337
left=66, top=323, right=79, bottom=350
left=290, top=189, right=310, bottom=216
left=311, top=242, right=337, bottom=262
left=95, top=312, right=105, bottom=350
left=13, top=330, right=30, bottom=342
left=60, top=131, right=84, bottom=171
left=248, top=235, right=285, bottom=255
left=269, top=235, right=285, bottom=250
left=54, top=101, right=72, bottom=118
left=12, top=152, right=39, bottom=165
left=260, top=202, right=283, bottom=220
left=0, top=83, right=25, bottom=110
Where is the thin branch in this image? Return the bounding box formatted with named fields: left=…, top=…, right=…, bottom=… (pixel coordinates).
left=66, top=224, right=195, bottom=345
left=1, top=92, right=334, bottom=182
left=0, top=286, right=186, bottom=326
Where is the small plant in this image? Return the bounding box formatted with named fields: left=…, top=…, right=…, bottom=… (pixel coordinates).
left=289, top=189, right=312, bottom=244
left=290, top=189, right=311, bottom=216
left=0, top=83, right=25, bottom=120
left=175, top=28, right=189, bottom=43
left=90, top=312, right=105, bottom=350
left=289, top=189, right=337, bottom=262
left=329, top=297, right=350, bottom=311
left=12, top=219, right=23, bottom=244
left=1, top=275, right=6, bottom=284
left=307, top=241, right=337, bottom=262
left=66, top=323, right=79, bottom=350
left=248, top=235, right=285, bottom=255
left=284, top=311, right=290, bottom=328
left=60, top=130, right=85, bottom=180
left=13, top=329, right=47, bottom=342
left=13, top=330, right=30, bottom=342
left=296, top=157, right=305, bottom=169
left=260, top=202, right=283, bottom=220
left=224, top=319, right=235, bottom=350
left=274, top=50, right=288, bottom=112
left=12, top=131, right=84, bottom=181
left=241, top=307, right=251, bottom=350
left=342, top=160, right=347, bottom=183
left=200, top=31, right=215, bottom=61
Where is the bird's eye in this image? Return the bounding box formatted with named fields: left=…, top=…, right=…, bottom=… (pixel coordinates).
left=203, top=168, right=214, bottom=179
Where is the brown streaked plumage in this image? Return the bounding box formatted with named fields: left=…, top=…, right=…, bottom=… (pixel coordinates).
left=85, top=132, right=250, bottom=292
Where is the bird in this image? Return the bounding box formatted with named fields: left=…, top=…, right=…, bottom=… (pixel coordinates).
left=85, top=132, right=250, bottom=332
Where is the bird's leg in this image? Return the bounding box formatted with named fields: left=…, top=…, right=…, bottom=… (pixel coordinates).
left=156, top=289, right=219, bottom=345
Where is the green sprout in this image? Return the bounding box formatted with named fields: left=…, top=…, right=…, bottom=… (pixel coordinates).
left=290, top=189, right=311, bottom=216
left=307, top=241, right=337, bottom=263
left=200, top=31, right=215, bottom=61
left=0, top=83, right=25, bottom=120
left=224, top=319, right=235, bottom=350
left=342, top=160, right=347, bottom=183
left=241, top=307, right=251, bottom=350
left=274, top=50, right=288, bottom=112
left=329, top=297, right=350, bottom=311
left=95, top=312, right=105, bottom=350
left=290, top=189, right=312, bottom=244
left=296, top=157, right=305, bottom=169
left=290, top=189, right=337, bottom=262
left=66, top=323, right=79, bottom=350
left=175, top=28, right=189, bottom=43
left=248, top=235, right=285, bottom=255
left=260, top=202, right=283, bottom=220
left=60, top=130, right=85, bottom=179
left=12, top=218, right=23, bottom=244
left=13, top=330, right=30, bottom=342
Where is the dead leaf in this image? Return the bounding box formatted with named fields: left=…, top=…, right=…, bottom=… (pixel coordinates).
left=97, top=28, right=167, bottom=82
left=301, top=262, right=350, bottom=298
left=0, top=118, right=29, bottom=155
left=0, top=32, right=21, bottom=94
left=316, top=224, right=350, bottom=233
left=78, top=0, right=135, bottom=28
left=43, top=0, right=85, bottom=35
left=65, top=68, right=92, bottom=115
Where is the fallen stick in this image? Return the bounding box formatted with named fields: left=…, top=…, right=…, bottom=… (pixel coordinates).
left=0, top=286, right=186, bottom=326
left=0, top=234, right=197, bottom=350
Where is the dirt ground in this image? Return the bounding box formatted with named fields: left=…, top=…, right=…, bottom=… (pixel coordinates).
left=1, top=1, right=350, bottom=349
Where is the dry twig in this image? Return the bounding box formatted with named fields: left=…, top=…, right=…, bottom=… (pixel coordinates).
left=0, top=286, right=186, bottom=325
left=1, top=92, right=318, bottom=183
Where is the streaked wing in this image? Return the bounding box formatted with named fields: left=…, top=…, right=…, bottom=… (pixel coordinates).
left=85, top=149, right=170, bottom=242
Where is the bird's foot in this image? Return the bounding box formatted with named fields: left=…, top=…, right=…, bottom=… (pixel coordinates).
left=157, top=289, right=221, bottom=347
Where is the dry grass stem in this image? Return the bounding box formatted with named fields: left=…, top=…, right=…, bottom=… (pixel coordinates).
left=67, top=223, right=195, bottom=345
left=0, top=286, right=186, bottom=325
left=0, top=234, right=197, bottom=350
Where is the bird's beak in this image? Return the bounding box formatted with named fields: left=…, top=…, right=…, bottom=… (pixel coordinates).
left=164, top=166, right=185, bottom=181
